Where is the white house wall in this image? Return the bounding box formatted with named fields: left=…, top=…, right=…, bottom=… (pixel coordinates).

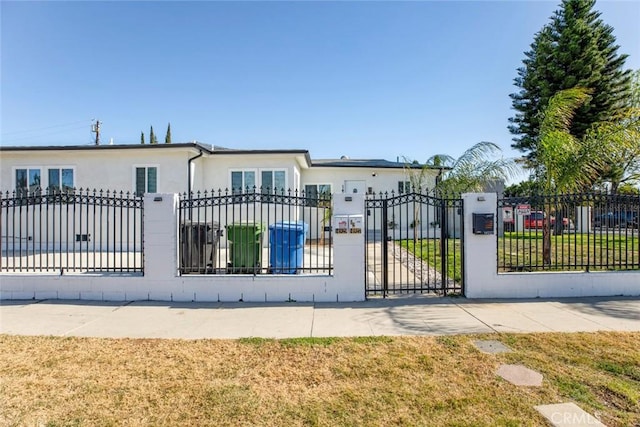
left=197, top=154, right=303, bottom=192
left=1, top=147, right=437, bottom=198
left=303, top=167, right=437, bottom=195
left=1, top=148, right=193, bottom=195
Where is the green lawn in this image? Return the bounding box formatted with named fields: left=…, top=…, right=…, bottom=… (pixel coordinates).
left=499, top=231, right=639, bottom=272
left=400, top=231, right=638, bottom=278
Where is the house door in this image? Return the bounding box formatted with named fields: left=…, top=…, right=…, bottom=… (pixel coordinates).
left=344, top=180, right=366, bottom=194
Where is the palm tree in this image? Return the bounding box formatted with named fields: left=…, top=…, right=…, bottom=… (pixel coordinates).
left=426, top=141, right=520, bottom=196
left=404, top=142, right=519, bottom=240
left=588, top=107, right=640, bottom=194
left=536, top=87, right=602, bottom=263
left=537, top=87, right=601, bottom=193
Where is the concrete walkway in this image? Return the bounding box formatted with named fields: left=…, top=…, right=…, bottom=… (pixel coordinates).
left=1, top=296, right=639, bottom=339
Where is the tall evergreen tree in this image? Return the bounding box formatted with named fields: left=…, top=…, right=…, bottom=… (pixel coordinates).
left=150, top=126, right=158, bottom=144
left=165, top=123, right=172, bottom=144
left=630, top=69, right=640, bottom=109
left=509, top=0, right=631, bottom=164
left=140, top=131, right=145, bottom=145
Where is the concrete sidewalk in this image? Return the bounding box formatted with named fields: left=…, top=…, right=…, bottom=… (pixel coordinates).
left=1, top=296, right=639, bottom=339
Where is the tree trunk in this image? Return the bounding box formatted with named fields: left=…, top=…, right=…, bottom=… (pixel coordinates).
left=543, top=216, right=552, bottom=265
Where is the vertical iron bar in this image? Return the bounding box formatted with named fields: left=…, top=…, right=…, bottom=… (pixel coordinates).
left=440, top=198, right=448, bottom=294
left=459, top=198, right=465, bottom=294
left=381, top=198, right=388, bottom=298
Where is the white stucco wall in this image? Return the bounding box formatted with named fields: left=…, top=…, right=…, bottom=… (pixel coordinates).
left=0, top=193, right=365, bottom=302
left=463, top=193, right=640, bottom=298
left=3, top=191, right=638, bottom=301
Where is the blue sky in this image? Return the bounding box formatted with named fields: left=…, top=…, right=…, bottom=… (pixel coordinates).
left=1, top=1, right=638, bottom=164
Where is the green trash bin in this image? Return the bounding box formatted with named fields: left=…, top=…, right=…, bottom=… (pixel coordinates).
left=226, top=223, right=265, bottom=273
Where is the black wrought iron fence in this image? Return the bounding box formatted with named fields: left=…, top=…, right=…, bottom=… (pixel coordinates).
left=178, top=188, right=332, bottom=275
left=498, top=192, right=639, bottom=272
left=1, top=188, right=144, bottom=273
left=365, top=190, right=464, bottom=296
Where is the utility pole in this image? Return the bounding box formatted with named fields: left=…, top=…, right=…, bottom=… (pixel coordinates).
left=92, top=120, right=101, bottom=145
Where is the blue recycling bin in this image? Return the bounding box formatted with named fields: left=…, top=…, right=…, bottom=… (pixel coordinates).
left=269, top=221, right=309, bottom=274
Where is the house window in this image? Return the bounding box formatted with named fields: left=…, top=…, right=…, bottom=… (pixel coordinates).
left=398, top=181, right=411, bottom=194
left=16, top=168, right=42, bottom=196
left=48, top=168, right=74, bottom=193
left=305, top=184, right=331, bottom=207
left=230, top=170, right=256, bottom=194
left=135, top=166, right=157, bottom=196
left=261, top=170, right=286, bottom=194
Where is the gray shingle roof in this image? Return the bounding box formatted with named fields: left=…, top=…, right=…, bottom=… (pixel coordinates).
left=312, top=158, right=444, bottom=169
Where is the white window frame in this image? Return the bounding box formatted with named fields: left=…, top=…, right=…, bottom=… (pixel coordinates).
left=229, top=168, right=258, bottom=194
left=229, top=168, right=288, bottom=193
left=398, top=180, right=411, bottom=194
left=304, top=183, right=332, bottom=207
left=45, top=166, right=76, bottom=192
left=259, top=168, right=287, bottom=193
left=13, top=166, right=76, bottom=194
left=13, top=166, right=42, bottom=192
left=133, top=165, right=159, bottom=196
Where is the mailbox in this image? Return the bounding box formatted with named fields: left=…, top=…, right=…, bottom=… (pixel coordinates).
left=333, top=214, right=363, bottom=234
left=333, top=215, right=349, bottom=234
left=348, top=215, right=363, bottom=234
left=473, top=213, right=494, bottom=235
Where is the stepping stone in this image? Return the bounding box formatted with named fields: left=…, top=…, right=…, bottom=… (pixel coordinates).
left=496, top=364, right=543, bottom=386
left=474, top=340, right=512, bottom=354
left=535, top=402, right=606, bottom=426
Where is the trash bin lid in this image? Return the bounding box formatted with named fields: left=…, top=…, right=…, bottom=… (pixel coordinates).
left=182, top=221, right=220, bottom=229
left=269, top=221, right=308, bottom=232
left=226, top=223, right=266, bottom=232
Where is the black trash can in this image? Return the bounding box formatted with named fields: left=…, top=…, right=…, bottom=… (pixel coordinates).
left=180, top=221, right=220, bottom=273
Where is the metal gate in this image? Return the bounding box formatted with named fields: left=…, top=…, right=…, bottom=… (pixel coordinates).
left=365, top=191, right=464, bottom=296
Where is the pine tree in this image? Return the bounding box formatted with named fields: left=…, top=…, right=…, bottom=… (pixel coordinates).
left=165, top=123, right=172, bottom=144
left=140, top=132, right=145, bottom=145
left=509, top=0, right=631, bottom=164
left=150, top=126, right=158, bottom=144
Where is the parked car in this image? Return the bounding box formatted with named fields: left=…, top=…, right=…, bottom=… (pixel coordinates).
left=524, top=211, right=569, bottom=229
left=593, top=211, right=639, bottom=229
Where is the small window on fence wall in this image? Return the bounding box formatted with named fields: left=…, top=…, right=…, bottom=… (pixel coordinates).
left=305, top=184, right=331, bottom=207
left=135, top=166, right=157, bottom=196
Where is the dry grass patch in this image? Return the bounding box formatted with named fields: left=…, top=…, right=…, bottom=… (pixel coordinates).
left=0, top=332, right=638, bottom=426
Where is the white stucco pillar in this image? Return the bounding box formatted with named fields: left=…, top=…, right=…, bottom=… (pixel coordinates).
left=462, top=192, right=498, bottom=298
left=331, top=193, right=366, bottom=301
left=143, top=193, right=179, bottom=281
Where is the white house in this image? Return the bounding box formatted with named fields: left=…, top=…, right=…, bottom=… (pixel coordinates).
left=0, top=142, right=441, bottom=197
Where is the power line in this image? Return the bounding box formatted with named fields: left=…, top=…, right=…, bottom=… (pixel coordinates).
left=1, top=119, right=92, bottom=136
left=0, top=125, right=91, bottom=144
